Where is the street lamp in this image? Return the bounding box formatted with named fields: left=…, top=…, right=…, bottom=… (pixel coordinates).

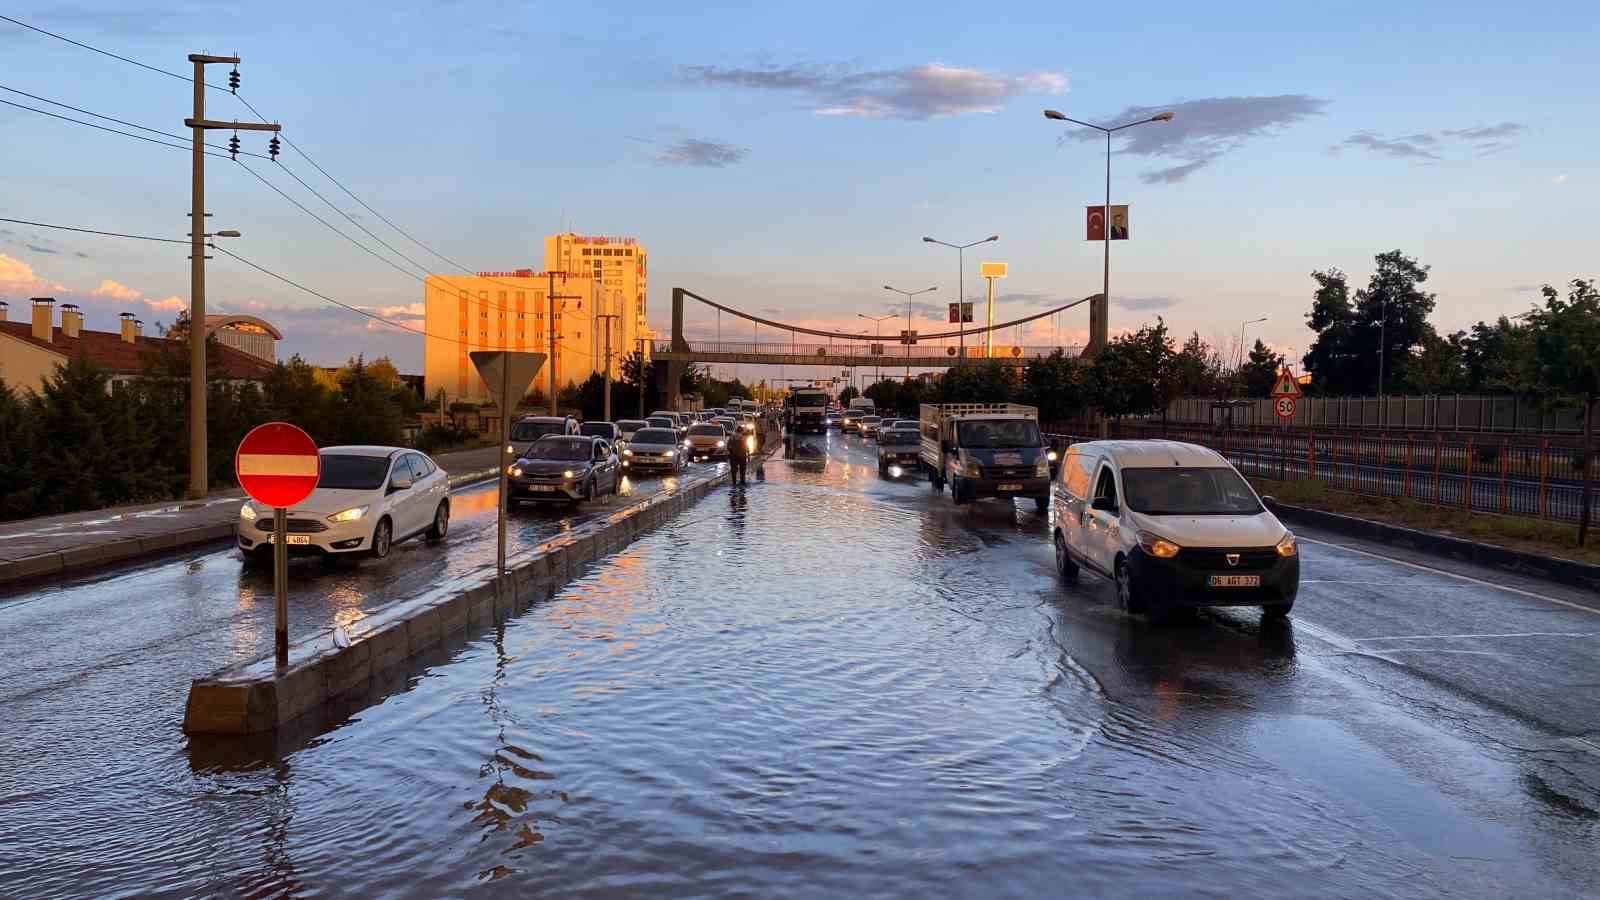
left=1043, top=108, right=1173, bottom=353
left=922, top=235, right=997, bottom=361
left=859, top=313, right=896, bottom=386
left=884, top=284, right=937, bottom=378
left=1237, top=317, right=1267, bottom=373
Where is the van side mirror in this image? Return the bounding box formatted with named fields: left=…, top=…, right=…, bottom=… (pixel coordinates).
left=1090, top=496, right=1116, bottom=513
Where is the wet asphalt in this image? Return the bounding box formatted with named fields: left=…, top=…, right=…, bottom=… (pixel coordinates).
left=2, top=430, right=1599, bottom=898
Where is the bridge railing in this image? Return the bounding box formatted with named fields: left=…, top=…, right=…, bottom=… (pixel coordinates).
left=654, top=340, right=1082, bottom=360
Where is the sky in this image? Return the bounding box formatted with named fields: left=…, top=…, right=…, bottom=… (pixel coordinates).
left=2, top=0, right=1596, bottom=379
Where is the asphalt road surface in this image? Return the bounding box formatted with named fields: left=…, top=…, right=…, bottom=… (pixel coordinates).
left=3, top=431, right=1598, bottom=898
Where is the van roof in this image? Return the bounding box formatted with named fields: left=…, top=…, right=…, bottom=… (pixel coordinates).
left=1069, top=440, right=1228, bottom=468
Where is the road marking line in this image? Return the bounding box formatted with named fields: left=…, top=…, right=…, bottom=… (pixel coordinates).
left=1354, top=631, right=1597, bottom=642
left=1299, top=536, right=1600, bottom=616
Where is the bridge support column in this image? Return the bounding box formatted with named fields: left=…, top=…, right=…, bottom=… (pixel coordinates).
left=1081, top=293, right=1108, bottom=357
left=666, top=288, right=688, bottom=409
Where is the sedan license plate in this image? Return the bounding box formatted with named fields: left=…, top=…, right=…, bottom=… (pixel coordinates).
left=266, top=534, right=312, bottom=545
left=1208, top=575, right=1261, bottom=588
left=997, top=482, right=1023, bottom=491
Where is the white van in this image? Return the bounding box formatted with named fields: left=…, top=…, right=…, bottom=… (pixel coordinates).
left=1050, top=440, right=1299, bottom=620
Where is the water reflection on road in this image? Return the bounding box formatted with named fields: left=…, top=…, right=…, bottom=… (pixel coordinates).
left=2, top=434, right=1598, bottom=898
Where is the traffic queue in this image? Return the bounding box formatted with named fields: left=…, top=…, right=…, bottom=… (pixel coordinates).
left=823, top=401, right=1301, bottom=623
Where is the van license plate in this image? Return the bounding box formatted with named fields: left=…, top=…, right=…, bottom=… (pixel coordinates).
left=267, top=534, right=312, bottom=545
left=1208, top=575, right=1260, bottom=588
left=529, top=485, right=559, bottom=492
left=998, top=483, right=1022, bottom=491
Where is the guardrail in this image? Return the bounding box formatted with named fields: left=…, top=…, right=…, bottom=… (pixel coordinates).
left=654, top=341, right=1081, bottom=361
left=1162, top=394, right=1588, bottom=435
left=1042, top=422, right=1593, bottom=525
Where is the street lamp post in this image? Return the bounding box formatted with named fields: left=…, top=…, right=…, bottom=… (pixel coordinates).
left=859, top=313, right=896, bottom=386
left=1043, top=108, right=1173, bottom=354
left=884, top=284, right=937, bottom=379
left=922, top=235, right=998, bottom=362
left=1237, top=317, right=1268, bottom=373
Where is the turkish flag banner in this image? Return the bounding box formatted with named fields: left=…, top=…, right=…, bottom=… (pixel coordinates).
left=1086, top=205, right=1105, bottom=242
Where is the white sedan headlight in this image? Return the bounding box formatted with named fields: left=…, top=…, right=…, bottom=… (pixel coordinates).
left=327, top=505, right=369, bottom=523
left=239, top=503, right=258, bottom=521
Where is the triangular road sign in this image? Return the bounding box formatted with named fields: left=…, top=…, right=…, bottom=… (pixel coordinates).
left=470, top=351, right=546, bottom=405
left=1270, top=367, right=1303, bottom=399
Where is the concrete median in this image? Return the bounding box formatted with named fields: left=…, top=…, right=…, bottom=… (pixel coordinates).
left=180, top=452, right=767, bottom=736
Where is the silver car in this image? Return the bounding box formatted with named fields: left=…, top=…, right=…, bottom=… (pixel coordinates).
left=621, top=426, right=686, bottom=474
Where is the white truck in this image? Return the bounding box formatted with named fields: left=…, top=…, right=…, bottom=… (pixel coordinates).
left=847, top=397, right=876, bottom=416
left=919, top=403, right=1052, bottom=511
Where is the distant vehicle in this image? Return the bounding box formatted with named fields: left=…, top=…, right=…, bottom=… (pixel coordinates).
left=825, top=413, right=841, bottom=429
left=615, top=419, right=649, bottom=442
left=508, top=435, right=620, bottom=505
left=712, top=416, right=740, bottom=437
left=848, top=397, right=876, bottom=417
left=787, top=388, right=828, bottom=434
left=511, top=415, right=579, bottom=455
left=622, top=427, right=686, bottom=474
left=877, top=425, right=921, bottom=477
left=686, top=422, right=730, bottom=460
left=841, top=412, right=862, bottom=433
left=645, top=415, right=677, bottom=432
left=579, top=421, right=621, bottom=444
left=858, top=415, right=884, bottom=439
left=920, top=403, right=1050, bottom=511
left=650, top=411, right=689, bottom=436
left=1051, top=441, right=1299, bottom=621
left=238, top=446, right=449, bottom=562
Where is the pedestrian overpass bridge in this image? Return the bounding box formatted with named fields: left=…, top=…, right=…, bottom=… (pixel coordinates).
left=657, top=287, right=1098, bottom=403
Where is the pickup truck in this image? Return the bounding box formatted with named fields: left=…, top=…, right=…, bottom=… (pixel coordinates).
left=919, top=403, right=1051, bottom=511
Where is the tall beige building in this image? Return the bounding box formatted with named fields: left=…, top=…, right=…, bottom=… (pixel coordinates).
left=423, top=235, right=647, bottom=404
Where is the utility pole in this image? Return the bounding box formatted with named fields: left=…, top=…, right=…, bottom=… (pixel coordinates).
left=186, top=53, right=280, bottom=499
left=597, top=312, right=620, bottom=421
left=545, top=270, right=581, bottom=415
left=636, top=336, right=647, bottom=418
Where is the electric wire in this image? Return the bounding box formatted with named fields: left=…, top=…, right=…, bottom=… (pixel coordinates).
left=0, top=83, right=273, bottom=158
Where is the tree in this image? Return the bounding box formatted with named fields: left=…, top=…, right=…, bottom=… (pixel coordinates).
left=0, top=379, right=41, bottom=520
left=1241, top=339, right=1285, bottom=397
left=1302, top=268, right=1360, bottom=394
left=1359, top=250, right=1437, bottom=395
left=1088, top=319, right=1173, bottom=417
left=935, top=361, right=1017, bottom=404
left=335, top=357, right=404, bottom=445
left=1525, top=278, right=1600, bottom=544
left=1403, top=330, right=1468, bottom=395
left=1168, top=332, right=1227, bottom=400
left=1019, top=350, right=1090, bottom=423
left=838, top=385, right=860, bottom=405
left=29, top=355, right=164, bottom=514
left=1460, top=317, right=1538, bottom=393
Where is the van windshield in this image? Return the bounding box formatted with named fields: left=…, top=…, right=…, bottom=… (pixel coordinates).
left=1121, top=467, right=1262, bottom=516
left=511, top=421, right=566, bottom=442
left=957, top=419, right=1041, bottom=449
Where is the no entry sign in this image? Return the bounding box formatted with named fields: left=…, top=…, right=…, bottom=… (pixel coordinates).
left=236, top=422, right=320, bottom=509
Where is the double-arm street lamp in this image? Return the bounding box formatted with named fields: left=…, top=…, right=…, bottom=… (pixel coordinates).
left=922, top=235, right=998, bottom=361
left=1043, top=108, right=1173, bottom=353
left=858, top=313, right=897, bottom=385
left=884, top=284, right=937, bottom=378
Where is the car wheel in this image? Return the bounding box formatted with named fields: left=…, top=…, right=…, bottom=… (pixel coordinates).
left=951, top=476, right=967, bottom=505
left=1262, top=599, right=1294, bottom=620
left=426, top=501, right=449, bottom=541
left=1114, top=557, right=1148, bottom=617
left=1054, top=531, right=1079, bottom=580
left=368, top=518, right=393, bottom=560
left=1034, top=496, right=1050, bottom=513
left=879, top=463, right=888, bottom=477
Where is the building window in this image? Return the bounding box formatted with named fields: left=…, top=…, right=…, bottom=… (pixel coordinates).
left=515, top=291, right=525, bottom=302
left=497, top=291, right=507, bottom=303
left=582, top=248, right=591, bottom=256
left=479, top=291, right=488, bottom=300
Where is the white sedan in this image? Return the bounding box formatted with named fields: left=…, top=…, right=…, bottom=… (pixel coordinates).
left=237, top=445, right=450, bottom=561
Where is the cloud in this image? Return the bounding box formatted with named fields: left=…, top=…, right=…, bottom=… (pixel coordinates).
left=655, top=138, right=749, bottom=167
left=1333, top=121, right=1527, bottom=162
left=1335, top=132, right=1440, bottom=160
left=26, top=243, right=59, bottom=255
left=1552, top=174, right=1568, bottom=185
left=0, top=253, right=59, bottom=292
left=368, top=302, right=426, bottom=318
left=91, top=279, right=143, bottom=302
left=1059, top=95, right=1328, bottom=184
left=681, top=61, right=1067, bottom=120
left=145, top=295, right=186, bottom=313
left=75, top=251, right=90, bottom=259
left=1115, top=296, right=1179, bottom=311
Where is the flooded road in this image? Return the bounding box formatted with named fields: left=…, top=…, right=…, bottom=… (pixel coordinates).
left=4, top=432, right=1600, bottom=898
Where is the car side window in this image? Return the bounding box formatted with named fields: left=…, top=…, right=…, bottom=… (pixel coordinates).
left=401, top=454, right=426, bottom=482
left=1093, top=466, right=1118, bottom=508
left=414, top=454, right=436, bottom=477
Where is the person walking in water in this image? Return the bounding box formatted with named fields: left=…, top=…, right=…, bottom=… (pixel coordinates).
left=729, top=427, right=752, bottom=485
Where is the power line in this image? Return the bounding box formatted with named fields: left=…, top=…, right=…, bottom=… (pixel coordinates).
left=0, top=83, right=272, bottom=158
left=0, top=215, right=188, bottom=244
left=0, top=95, right=227, bottom=158
left=0, top=14, right=223, bottom=89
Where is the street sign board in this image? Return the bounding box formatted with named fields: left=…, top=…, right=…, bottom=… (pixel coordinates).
left=870, top=343, right=884, bottom=356
left=1275, top=396, right=1298, bottom=420
left=980, top=261, right=1008, bottom=279
left=947, top=302, right=975, bottom=323
left=236, top=422, right=320, bottom=509
left=1086, top=205, right=1130, bottom=241
left=1270, top=367, right=1303, bottom=399
left=900, top=330, right=918, bottom=345
left=470, top=351, right=546, bottom=406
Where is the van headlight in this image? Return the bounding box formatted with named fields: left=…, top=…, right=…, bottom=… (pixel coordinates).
left=963, top=462, right=983, bottom=477
left=716, top=440, right=726, bottom=448
left=328, top=505, right=369, bottom=523
left=1275, top=532, right=1297, bottom=557
left=623, top=449, right=633, bottom=457
left=1047, top=450, right=1059, bottom=462
left=1136, top=531, right=1181, bottom=559
left=239, top=503, right=257, bottom=521
left=509, top=466, right=523, bottom=477
left=563, top=469, right=576, bottom=479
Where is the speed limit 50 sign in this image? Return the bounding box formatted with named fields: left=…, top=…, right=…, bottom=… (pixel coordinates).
left=1275, top=396, right=1297, bottom=420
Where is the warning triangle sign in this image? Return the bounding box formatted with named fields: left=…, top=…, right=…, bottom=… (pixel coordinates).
left=1270, top=367, right=1302, bottom=399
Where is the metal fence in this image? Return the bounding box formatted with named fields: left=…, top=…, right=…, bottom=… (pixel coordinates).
left=654, top=340, right=1082, bottom=361
left=1042, top=421, right=1593, bottom=525
left=1163, top=394, right=1587, bottom=435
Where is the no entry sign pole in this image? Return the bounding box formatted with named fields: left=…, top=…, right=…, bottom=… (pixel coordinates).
left=236, top=422, right=321, bottom=669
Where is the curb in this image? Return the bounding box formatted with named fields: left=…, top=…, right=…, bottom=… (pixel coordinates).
left=183, top=465, right=731, bottom=735
left=1267, top=500, right=1600, bottom=594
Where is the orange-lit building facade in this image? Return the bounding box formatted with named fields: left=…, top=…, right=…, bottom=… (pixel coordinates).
left=424, top=235, right=648, bottom=404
